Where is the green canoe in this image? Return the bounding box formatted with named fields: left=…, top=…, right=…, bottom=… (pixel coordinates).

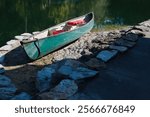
left=21, top=12, right=94, bottom=60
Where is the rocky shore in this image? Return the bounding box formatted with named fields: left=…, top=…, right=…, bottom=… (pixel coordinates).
left=0, top=20, right=150, bottom=100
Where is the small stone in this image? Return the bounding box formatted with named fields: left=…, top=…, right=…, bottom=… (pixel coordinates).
left=21, top=33, right=32, bottom=36
left=0, top=65, right=5, bottom=74
left=11, top=92, right=32, bottom=100
left=115, top=39, right=136, bottom=48
left=0, top=84, right=17, bottom=99
left=109, top=45, right=128, bottom=52
left=32, top=31, right=40, bottom=35
left=85, top=58, right=106, bottom=69
left=39, top=79, right=78, bottom=100
left=36, top=66, right=56, bottom=92
left=0, top=75, right=11, bottom=87
left=0, top=45, right=12, bottom=51
left=96, top=50, right=118, bottom=62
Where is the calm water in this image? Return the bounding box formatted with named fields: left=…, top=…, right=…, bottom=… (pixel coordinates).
left=0, top=0, right=150, bottom=46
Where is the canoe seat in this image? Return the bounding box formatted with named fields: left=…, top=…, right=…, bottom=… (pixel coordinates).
left=67, top=19, right=85, bottom=26
left=52, top=30, right=65, bottom=35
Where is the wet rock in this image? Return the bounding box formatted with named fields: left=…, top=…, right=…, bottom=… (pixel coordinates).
left=69, top=67, right=98, bottom=80
left=0, top=84, right=17, bottom=99
left=115, top=39, right=136, bottom=48
left=36, top=66, right=56, bottom=92
left=85, top=58, right=106, bottom=69
left=109, top=45, right=128, bottom=52
left=39, top=79, right=78, bottom=100
left=0, top=65, right=5, bottom=74
left=0, top=55, right=5, bottom=64
left=0, top=75, right=11, bottom=87
left=58, top=60, right=98, bottom=80
left=11, top=92, right=32, bottom=100
left=0, top=45, right=12, bottom=51
left=123, top=33, right=139, bottom=42
left=96, top=50, right=118, bottom=62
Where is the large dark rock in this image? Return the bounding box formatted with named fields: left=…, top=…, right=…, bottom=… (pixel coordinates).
left=39, top=79, right=78, bottom=100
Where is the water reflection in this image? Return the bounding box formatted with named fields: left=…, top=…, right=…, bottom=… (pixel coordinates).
left=0, top=0, right=150, bottom=46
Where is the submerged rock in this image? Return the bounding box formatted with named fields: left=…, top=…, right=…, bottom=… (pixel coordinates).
left=0, top=84, right=17, bottom=99
left=36, top=66, right=56, bottom=92
left=39, top=79, right=78, bottom=100
left=0, top=75, right=11, bottom=87
left=109, top=45, right=128, bottom=52
left=96, top=50, right=118, bottom=62
left=11, top=92, right=32, bottom=100
left=115, top=39, right=136, bottom=48
left=85, top=58, right=106, bottom=69
left=123, top=33, right=139, bottom=42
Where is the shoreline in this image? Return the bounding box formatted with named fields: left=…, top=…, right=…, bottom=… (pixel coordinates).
left=0, top=20, right=150, bottom=99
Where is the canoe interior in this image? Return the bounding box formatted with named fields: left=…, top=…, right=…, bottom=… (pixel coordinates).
left=21, top=12, right=94, bottom=60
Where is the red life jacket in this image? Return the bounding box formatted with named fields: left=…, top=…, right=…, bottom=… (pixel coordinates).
left=67, top=19, right=85, bottom=26
left=52, top=30, right=65, bottom=35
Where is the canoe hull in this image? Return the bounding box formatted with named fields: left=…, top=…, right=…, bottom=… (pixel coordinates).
left=22, top=13, right=94, bottom=60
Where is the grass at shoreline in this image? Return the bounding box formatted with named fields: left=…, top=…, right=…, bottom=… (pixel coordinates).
left=92, top=24, right=129, bottom=32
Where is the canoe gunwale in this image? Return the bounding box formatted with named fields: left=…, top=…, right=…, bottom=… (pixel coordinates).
left=20, top=12, right=94, bottom=44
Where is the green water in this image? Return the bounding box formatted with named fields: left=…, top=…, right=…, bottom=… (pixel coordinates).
left=0, top=0, right=150, bottom=46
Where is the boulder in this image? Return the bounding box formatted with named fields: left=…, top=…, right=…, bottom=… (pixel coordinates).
left=36, top=65, right=56, bottom=92
left=39, top=79, right=78, bottom=100
left=109, top=45, right=128, bottom=52
left=58, top=60, right=98, bottom=80
left=85, top=58, right=106, bottom=69
left=115, top=39, right=136, bottom=48
left=0, top=55, right=5, bottom=64
left=96, top=50, right=118, bottom=62
left=11, top=92, right=32, bottom=100
left=0, top=75, right=11, bottom=87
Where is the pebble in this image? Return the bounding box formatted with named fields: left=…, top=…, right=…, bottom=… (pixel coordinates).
left=0, top=75, right=11, bottom=87
left=96, top=50, right=118, bottom=62
left=109, top=45, right=128, bottom=52
left=0, top=84, right=17, bottom=99
left=39, top=79, right=78, bottom=100
left=11, top=92, right=32, bottom=100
